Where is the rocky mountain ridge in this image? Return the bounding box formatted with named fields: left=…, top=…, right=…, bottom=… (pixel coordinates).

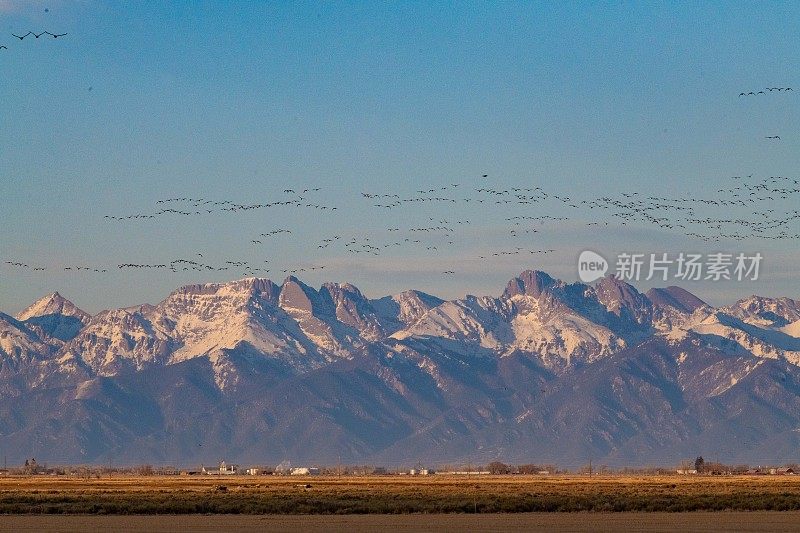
left=1, top=270, right=798, bottom=466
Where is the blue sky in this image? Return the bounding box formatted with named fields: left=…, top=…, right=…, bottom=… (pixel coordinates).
left=1, top=1, right=798, bottom=313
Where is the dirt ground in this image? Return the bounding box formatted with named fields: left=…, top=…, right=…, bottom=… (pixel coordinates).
left=2, top=512, right=800, bottom=532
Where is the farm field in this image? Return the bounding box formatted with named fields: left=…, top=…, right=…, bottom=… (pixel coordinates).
left=3, top=512, right=800, bottom=532
left=0, top=475, right=799, bottom=514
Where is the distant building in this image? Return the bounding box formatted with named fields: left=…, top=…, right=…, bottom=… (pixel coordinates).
left=290, top=467, right=320, bottom=476
left=246, top=468, right=261, bottom=476
left=676, top=469, right=698, bottom=475
left=202, top=461, right=239, bottom=475
left=771, top=467, right=795, bottom=475
left=438, top=470, right=491, bottom=475
left=274, top=460, right=292, bottom=475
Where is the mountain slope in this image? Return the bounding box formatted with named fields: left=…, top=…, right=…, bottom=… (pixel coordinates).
left=16, top=292, right=90, bottom=342
left=0, top=270, right=798, bottom=466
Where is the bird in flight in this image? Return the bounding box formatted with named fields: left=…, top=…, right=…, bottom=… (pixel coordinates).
left=765, top=136, right=781, bottom=140
left=0, top=45, right=6, bottom=50
left=10, top=30, right=67, bottom=40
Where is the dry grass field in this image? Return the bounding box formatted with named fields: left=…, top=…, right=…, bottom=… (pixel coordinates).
left=4, top=512, right=800, bottom=532
left=0, top=475, right=799, bottom=515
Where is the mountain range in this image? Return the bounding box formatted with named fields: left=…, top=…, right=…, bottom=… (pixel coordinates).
left=1, top=270, right=799, bottom=468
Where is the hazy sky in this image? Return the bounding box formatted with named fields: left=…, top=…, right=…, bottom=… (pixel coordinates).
left=1, top=1, right=798, bottom=314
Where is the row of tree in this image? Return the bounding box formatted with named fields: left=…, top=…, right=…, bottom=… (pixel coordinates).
left=486, top=462, right=557, bottom=475
left=686, top=457, right=800, bottom=474
left=4, top=458, right=798, bottom=476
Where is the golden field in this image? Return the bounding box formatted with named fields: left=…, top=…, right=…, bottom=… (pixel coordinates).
left=0, top=474, right=799, bottom=514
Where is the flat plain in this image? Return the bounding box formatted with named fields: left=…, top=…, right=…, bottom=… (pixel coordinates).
left=0, top=475, right=799, bottom=514
left=3, top=512, right=800, bottom=532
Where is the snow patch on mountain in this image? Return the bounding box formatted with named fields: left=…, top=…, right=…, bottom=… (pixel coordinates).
left=511, top=306, right=624, bottom=367
left=392, top=296, right=513, bottom=350
left=7, top=270, right=800, bottom=389
left=782, top=320, right=800, bottom=338
left=0, top=313, right=49, bottom=360
left=15, top=292, right=90, bottom=342
left=16, top=292, right=90, bottom=323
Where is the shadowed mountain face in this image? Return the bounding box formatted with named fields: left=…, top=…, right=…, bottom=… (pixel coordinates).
left=0, top=270, right=798, bottom=467
left=646, top=286, right=708, bottom=314
left=16, top=292, right=90, bottom=342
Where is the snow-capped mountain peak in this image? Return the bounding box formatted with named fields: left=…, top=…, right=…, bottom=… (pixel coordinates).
left=15, top=292, right=90, bottom=342
left=16, top=292, right=90, bottom=323
left=3, top=269, right=800, bottom=466
left=502, top=269, right=560, bottom=298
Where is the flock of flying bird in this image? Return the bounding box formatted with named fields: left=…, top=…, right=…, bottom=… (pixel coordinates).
left=739, top=87, right=793, bottom=96
left=736, top=87, right=793, bottom=141
left=1, top=29, right=67, bottom=51
left=11, top=31, right=67, bottom=39
left=103, top=191, right=337, bottom=221
left=5, top=168, right=797, bottom=280
left=2, top=37, right=796, bottom=286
